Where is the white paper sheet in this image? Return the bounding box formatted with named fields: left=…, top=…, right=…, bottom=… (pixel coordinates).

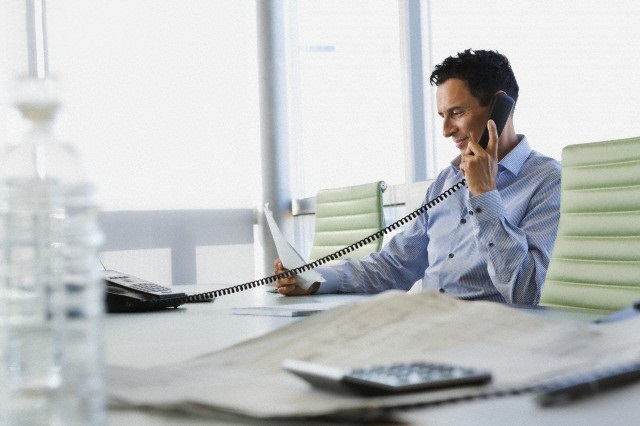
left=232, top=301, right=346, bottom=317
left=264, top=203, right=324, bottom=289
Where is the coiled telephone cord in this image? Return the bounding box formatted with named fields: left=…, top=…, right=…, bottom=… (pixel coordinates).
left=178, top=179, right=466, bottom=304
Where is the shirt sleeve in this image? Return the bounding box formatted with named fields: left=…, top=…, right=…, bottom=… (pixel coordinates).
left=313, top=207, right=432, bottom=294
left=314, top=266, right=340, bottom=294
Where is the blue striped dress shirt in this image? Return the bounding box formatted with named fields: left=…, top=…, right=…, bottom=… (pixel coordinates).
left=315, top=136, right=561, bottom=305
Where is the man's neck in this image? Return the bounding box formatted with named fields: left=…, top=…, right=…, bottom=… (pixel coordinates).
left=497, top=121, right=519, bottom=160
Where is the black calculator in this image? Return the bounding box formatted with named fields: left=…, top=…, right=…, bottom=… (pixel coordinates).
left=283, top=359, right=492, bottom=396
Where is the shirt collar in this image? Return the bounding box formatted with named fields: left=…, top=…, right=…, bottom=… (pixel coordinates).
left=451, top=135, right=531, bottom=176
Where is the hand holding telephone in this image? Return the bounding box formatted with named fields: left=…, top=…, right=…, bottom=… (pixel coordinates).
left=283, top=359, right=491, bottom=396
left=477, top=92, right=515, bottom=149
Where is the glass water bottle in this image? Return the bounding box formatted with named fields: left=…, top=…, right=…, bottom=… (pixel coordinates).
left=0, top=77, right=105, bottom=425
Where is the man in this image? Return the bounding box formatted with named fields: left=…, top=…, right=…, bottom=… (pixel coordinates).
left=275, top=49, right=561, bottom=305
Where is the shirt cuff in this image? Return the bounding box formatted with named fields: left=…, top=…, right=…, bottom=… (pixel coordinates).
left=314, top=266, right=340, bottom=294
left=467, top=189, right=506, bottom=223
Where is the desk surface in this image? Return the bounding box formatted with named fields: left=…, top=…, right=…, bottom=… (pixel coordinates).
left=105, top=286, right=640, bottom=425
left=105, top=285, right=369, bottom=368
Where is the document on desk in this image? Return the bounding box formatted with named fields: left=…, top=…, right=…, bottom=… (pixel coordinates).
left=232, top=301, right=346, bottom=317
left=264, top=203, right=324, bottom=290
left=106, top=291, right=640, bottom=422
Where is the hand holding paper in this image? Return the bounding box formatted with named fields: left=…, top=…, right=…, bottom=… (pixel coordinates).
left=264, top=204, right=324, bottom=290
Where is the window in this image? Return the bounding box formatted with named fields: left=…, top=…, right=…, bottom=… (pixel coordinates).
left=46, top=0, right=261, bottom=211
left=45, top=1, right=261, bottom=283
left=0, top=2, right=29, bottom=147
left=286, top=0, right=406, bottom=198
left=425, top=0, right=640, bottom=170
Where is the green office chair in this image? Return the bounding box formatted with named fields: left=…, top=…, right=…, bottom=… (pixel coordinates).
left=308, top=181, right=387, bottom=266
left=541, top=136, right=640, bottom=314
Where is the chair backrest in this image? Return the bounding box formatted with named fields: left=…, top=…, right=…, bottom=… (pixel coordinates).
left=541, top=136, right=640, bottom=313
left=308, top=181, right=386, bottom=265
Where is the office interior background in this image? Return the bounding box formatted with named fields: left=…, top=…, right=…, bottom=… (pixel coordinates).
left=1, top=0, right=640, bottom=287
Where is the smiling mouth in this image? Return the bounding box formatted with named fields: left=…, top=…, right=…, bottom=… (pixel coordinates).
left=455, top=137, right=468, bottom=147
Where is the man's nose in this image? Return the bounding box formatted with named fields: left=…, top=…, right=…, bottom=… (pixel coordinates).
left=442, top=117, right=455, bottom=137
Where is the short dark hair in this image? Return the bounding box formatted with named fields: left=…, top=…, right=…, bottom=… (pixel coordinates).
left=429, top=49, right=519, bottom=108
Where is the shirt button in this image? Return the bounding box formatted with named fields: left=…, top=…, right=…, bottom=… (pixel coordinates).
left=475, top=207, right=482, bottom=213
left=460, top=218, right=467, bottom=224
left=488, top=242, right=494, bottom=248
left=468, top=211, right=474, bottom=216
left=439, top=288, right=445, bottom=293
left=448, top=253, right=454, bottom=258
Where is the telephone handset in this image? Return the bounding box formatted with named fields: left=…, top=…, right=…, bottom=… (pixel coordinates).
left=107, top=96, right=518, bottom=312
left=477, top=92, right=515, bottom=149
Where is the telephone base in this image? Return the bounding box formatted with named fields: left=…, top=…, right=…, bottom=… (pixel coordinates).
left=103, top=270, right=188, bottom=313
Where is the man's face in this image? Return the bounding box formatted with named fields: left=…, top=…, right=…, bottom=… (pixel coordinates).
left=436, top=78, right=490, bottom=153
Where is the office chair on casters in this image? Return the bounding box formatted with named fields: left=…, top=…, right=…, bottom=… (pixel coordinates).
left=308, top=181, right=387, bottom=266
left=541, top=136, right=640, bottom=314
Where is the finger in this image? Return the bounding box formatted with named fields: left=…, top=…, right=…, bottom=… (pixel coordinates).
left=277, top=284, right=296, bottom=295
left=274, top=260, right=290, bottom=278
left=485, top=119, right=499, bottom=157
left=274, top=259, right=284, bottom=272
left=458, top=157, right=467, bottom=177
left=466, top=131, right=480, bottom=155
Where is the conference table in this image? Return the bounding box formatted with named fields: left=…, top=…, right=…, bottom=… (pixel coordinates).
left=105, top=284, right=640, bottom=425
left=105, top=284, right=370, bottom=424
